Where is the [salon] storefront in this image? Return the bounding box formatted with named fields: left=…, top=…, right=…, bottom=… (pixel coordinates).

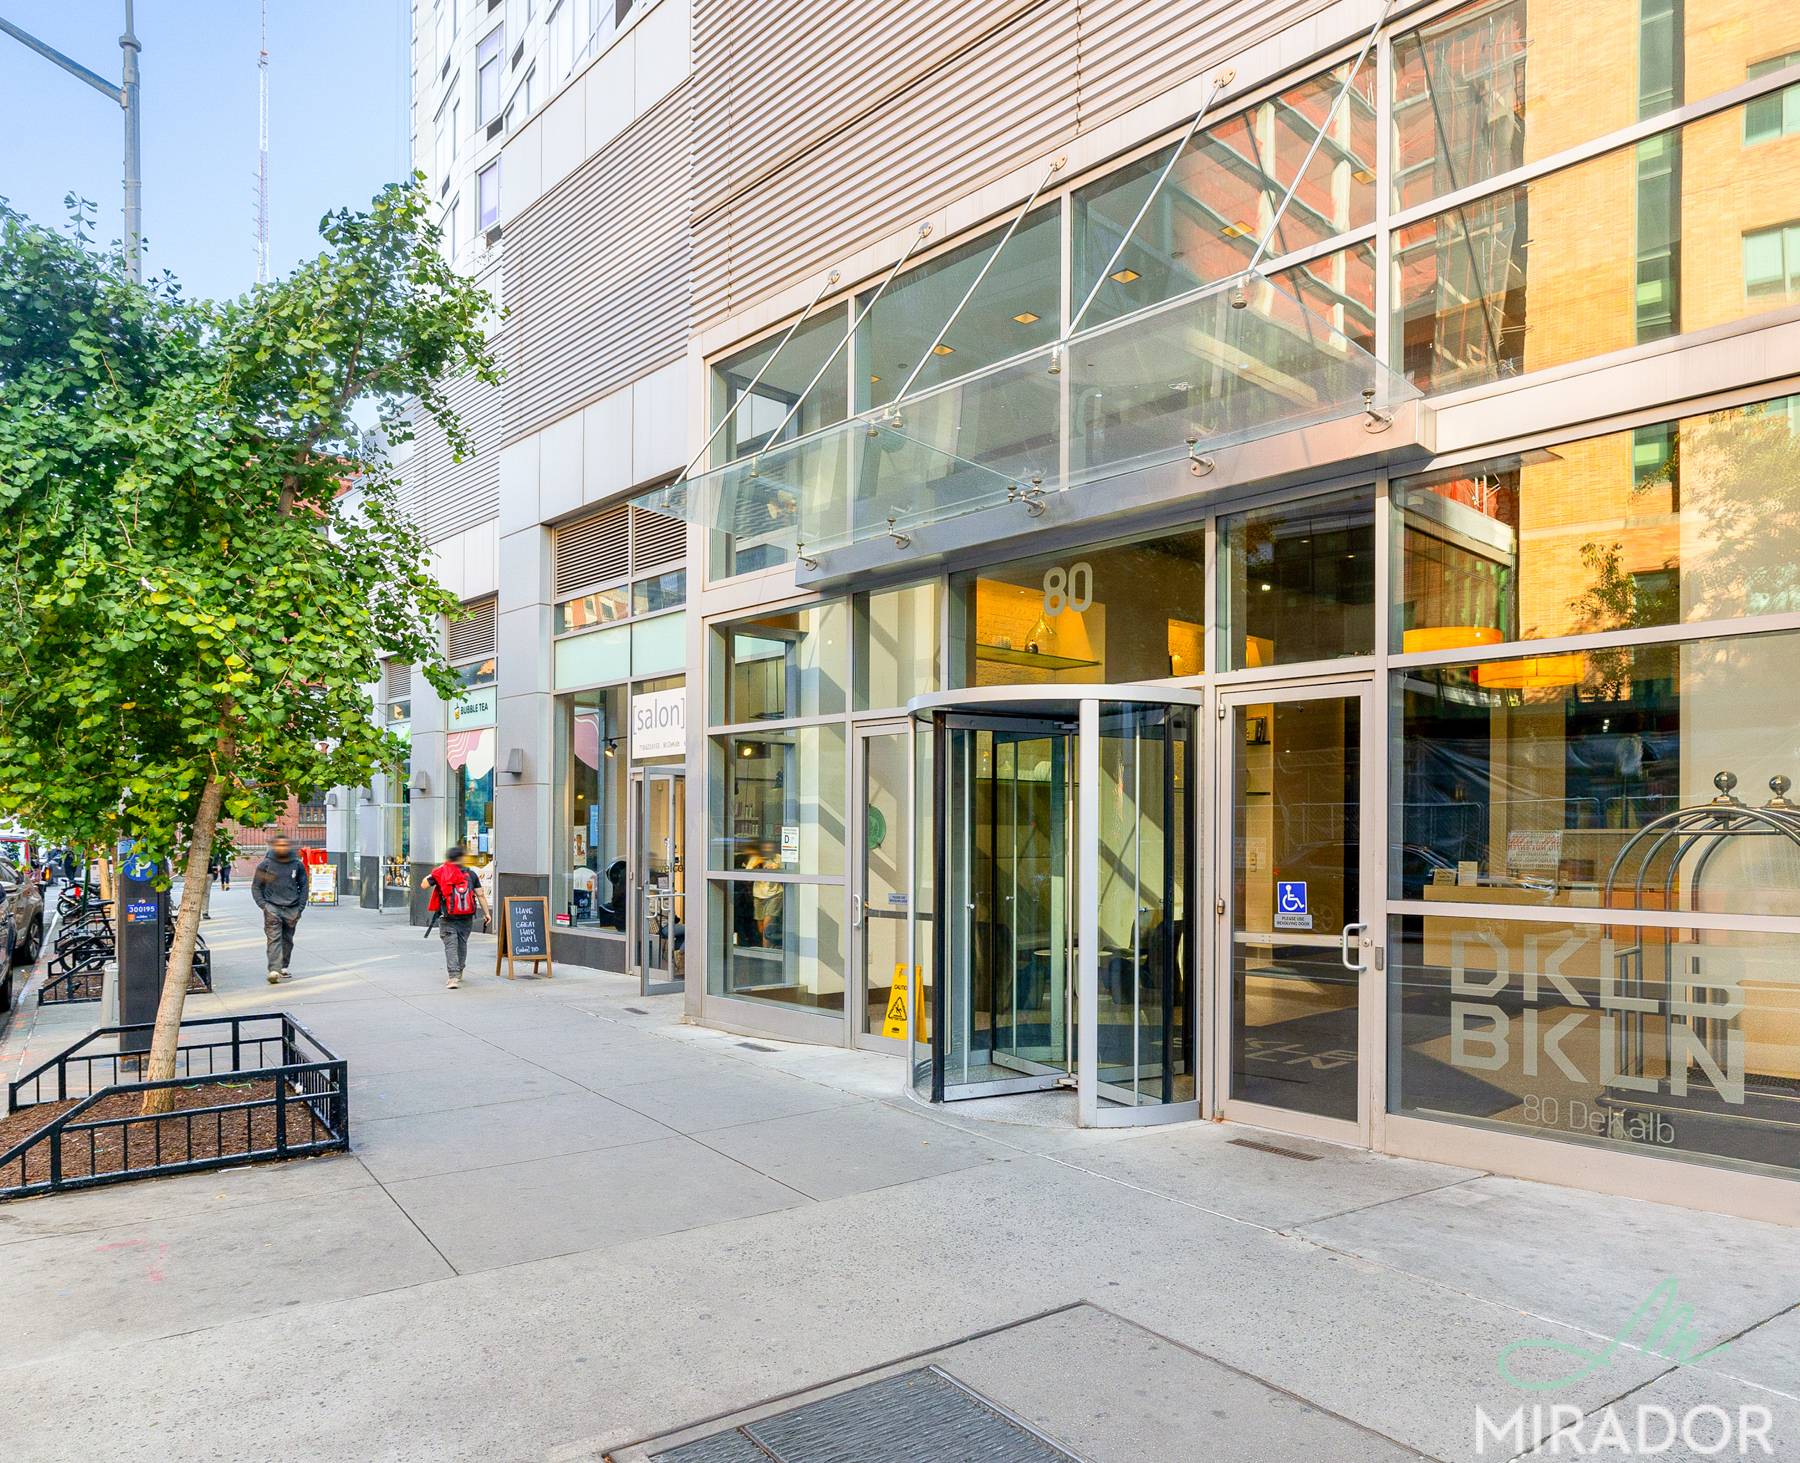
left=638, top=0, right=1800, bottom=1222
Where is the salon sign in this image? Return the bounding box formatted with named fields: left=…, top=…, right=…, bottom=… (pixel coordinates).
left=632, top=687, right=686, bottom=759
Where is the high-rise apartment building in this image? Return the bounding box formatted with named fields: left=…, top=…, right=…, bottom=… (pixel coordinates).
left=335, top=0, right=1800, bottom=1223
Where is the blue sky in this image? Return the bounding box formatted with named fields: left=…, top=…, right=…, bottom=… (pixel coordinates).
left=1, top=0, right=410, bottom=303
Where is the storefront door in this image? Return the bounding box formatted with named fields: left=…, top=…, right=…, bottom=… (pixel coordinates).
left=632, top=768, right=685, bottom=995
left=1216, top=681, right=1380, bottom=1144
left=853, top=723, right=913, bottom=1050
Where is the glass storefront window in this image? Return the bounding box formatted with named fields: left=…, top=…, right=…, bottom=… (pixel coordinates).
left=710, top=308, right=850, bottom=576
left=448, top=725, right=495, bottom=868
left=1395, top=627, right=1800, bottom=912
left=381, top=770, right=410, bottom=900
left=1221, top=488, right=1374, bottom=669
left=856, top=582, right=941, bottom=710
left=708, top=879, right=846, bottom=1013
left=713, top=600, right=848, bottom=723
left=557, top=686, right=628, bottom=930
left=632, top=569, right=685, bottom=616
left=1393, top=2, right=1800, bottom=213
left=1073, top=62, right=1376, bottom=328
left=1390, top=913, right=1800, bottom=1176
left=709, top=725, right=846, bottom=876
left=1394, top=395, right=1800, bottom=651
left=952, top=530, right=1207, bottom=687
left=456, top=657, right=497, bottom=688
left=558, top=586, right=629, bottom=633
left=1395, top=98, right=1800, bottom=396
left=854, top=205, right=1059, bottom=409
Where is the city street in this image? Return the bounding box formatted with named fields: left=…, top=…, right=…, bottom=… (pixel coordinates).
left=0, top=889, right=1795, bottom=1461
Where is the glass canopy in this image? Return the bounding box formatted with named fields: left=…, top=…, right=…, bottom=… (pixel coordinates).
left=638, top=270, right=1421, bottom=558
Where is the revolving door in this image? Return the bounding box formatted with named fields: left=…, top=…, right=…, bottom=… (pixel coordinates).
left=907, top=688, right=1200, bottom=1127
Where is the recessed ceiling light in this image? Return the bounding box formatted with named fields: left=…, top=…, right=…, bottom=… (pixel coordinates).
left=1220, top=222, right=1253, bottom=238
left=1109, top=268, right=1141, bottom=284
left=1260, top=582, right=1273, bottom=592
left=869, top=374, right=881, bottom=383
left=1012, top=311, right=1040, bottom=325
left=932, top=343, right=956, bottom=356
left=1352, top=167, right=1377, bottom=184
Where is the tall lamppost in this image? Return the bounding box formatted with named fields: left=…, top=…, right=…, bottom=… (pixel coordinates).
left=0, top=1, right=142, bottom=281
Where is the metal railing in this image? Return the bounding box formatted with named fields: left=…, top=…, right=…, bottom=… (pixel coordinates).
left=1, top=1013, right=348, bottom=1199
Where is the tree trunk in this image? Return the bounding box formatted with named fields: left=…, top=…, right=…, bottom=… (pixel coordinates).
left=140, top=774, right=227, bottom=1115
left=97, top=852, right=115, bottom=906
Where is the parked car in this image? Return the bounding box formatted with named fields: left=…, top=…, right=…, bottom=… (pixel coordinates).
left=0, top=856, right=45, bottom=1011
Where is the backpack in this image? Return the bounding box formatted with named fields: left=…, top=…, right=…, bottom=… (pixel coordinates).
left=430, top=865, right=476, bottom=918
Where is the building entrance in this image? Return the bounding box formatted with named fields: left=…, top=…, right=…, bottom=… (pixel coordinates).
left=631, top=767, right=685, bottom=995
left=909, top=687, right=1200, bottom=1127
left=1216, top=681, right=1379, bottom=1144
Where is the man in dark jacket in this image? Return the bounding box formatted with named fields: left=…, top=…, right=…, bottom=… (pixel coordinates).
left=250, top=835, right=309, bottom=984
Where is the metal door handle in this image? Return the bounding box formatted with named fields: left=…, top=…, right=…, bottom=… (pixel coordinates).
left=1340, top=921, right=1367, bottom=972
left=852, top=894, right=864, bottom=928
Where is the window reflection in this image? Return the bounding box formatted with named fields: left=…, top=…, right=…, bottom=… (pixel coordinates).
left=1222, top=489, right=1375, bottom=669
left=1074, top=63, right=1376, bottom=327
left=709, top=881, right=846, bottom=1012
left=1396, top=628, right=1800, bottom=914
left=1391, top=0, right=1800, bottom=212
left=855, top=205, right=1059, bottom=408
left=1395, top=395, right=1800, bottom=649
left=558, top=687, right=628, bottom=929
left=709, top=726, right=846, bottom=877
left=1395, top=100, right=1800, bottom=394
left=1391, top=913, right=1800, bottom=1175
left=715, top=601, right=848, bottom=723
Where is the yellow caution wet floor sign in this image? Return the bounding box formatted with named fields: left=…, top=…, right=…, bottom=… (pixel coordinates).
left=881, top=964, right=923, bottom=1040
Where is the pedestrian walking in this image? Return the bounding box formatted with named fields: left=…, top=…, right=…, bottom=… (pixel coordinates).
left=250, top=835, right=308, bottom=984
left=421, top=845, right=491, bottom=989
left=214, top=854, right=232, bottom=892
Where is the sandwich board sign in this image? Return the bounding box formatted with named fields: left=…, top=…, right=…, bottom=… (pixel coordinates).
left=496, top=895, right=555, bottom=980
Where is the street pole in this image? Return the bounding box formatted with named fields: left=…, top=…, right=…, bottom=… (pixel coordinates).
left=0, top=2, right=142, bottom=280
left=121, top=0, right=141, bottom=281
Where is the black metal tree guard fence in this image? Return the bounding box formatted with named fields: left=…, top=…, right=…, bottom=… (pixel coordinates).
left=0, top=1012, right=349, bottom=1200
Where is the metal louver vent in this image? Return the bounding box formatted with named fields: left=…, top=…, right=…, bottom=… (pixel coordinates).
left=447, top=597, right=497, bottom=662
left=630, top=506, right=686, bottom=575
left=553, top=505, right=630, bottom=598
left=382, top=660, right=412, bottom=699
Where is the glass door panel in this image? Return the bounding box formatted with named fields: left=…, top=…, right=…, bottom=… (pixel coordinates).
left=1224, top=690, right=1369, bottom=1128
left=1087, top=703, right=1197, bottom=1115
left=857, top=726, right=912, bottom=1044
left=637, top=769, right=685, bottom=994
left=937, top=718, right=1075, bottom=1099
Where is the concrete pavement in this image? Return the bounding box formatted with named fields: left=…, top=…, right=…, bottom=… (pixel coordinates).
left=0, top=886, right=1795, bottom=1462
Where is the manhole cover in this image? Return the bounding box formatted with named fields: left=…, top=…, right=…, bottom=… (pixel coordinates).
left=652, top=1367, right=1080, bottom=1463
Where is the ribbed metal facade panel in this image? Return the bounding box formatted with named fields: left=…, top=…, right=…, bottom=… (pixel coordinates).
left=502, top=81, right=694, bottom=445
left=1078, top=0, right=1339, bottom=130
left=691, top=2, right=1079, bottom=328
left=689, top=0, right=1347, bottom=330
left=401, top=364, right=503, bottom=541
left=690, top=0, right=1045, bottom=223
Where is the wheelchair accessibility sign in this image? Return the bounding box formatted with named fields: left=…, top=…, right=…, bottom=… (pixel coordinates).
left=1274, top=880, right=1312, bottom=930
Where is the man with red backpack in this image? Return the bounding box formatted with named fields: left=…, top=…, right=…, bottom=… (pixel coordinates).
left=421, top=845, right=491, bottom=989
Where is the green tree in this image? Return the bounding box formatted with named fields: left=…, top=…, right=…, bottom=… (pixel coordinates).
left=0, top=183, right=497, bottom=1111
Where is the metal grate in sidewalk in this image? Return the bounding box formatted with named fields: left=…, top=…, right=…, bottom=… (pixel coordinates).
left=652, top=1367, right=1081, bottom=1463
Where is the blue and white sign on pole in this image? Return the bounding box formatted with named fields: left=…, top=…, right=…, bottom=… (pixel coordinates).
left=1274, top=880, right=1311, bottom=931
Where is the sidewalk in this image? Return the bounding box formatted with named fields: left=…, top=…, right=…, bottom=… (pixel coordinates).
left=0, top=886, right=1795, bottom=1462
